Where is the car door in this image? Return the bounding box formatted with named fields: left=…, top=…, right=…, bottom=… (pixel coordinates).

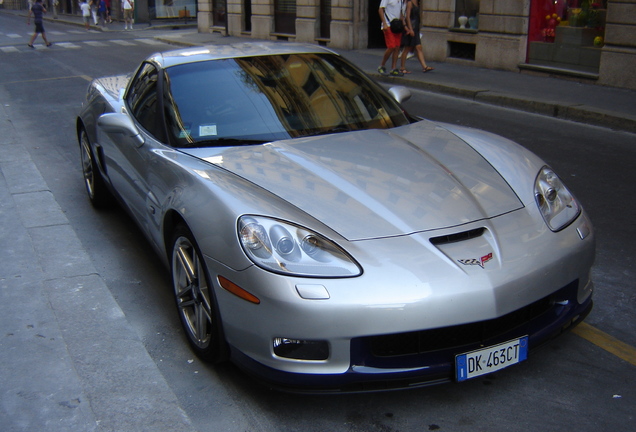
left=98, top=62, right=170, bottom=241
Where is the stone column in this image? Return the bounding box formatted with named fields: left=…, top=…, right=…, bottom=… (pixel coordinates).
left=197, top=0, right=213, bottom=32
left=296, top=0, right=318, bottom=43
left=329, top=0, right=354, bottom=49
left=227, top=0, right=242, bottom=35
left=251, top=0, right=275, bottom=40
left=477, top=0, right=529, bottom=69
left=599, top=0, right=636, bottom=89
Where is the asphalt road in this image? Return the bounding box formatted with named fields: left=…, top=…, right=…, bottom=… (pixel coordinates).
left=1, top=12, right=634, bottom=432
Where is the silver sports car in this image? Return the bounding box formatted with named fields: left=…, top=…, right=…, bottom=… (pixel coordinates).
left=77, top=42, right=595, bottom=392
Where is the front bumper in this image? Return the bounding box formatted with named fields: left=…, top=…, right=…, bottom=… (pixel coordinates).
left=230, top=279, right=593, bottom=393
left=209, top=206, right=595, bottom=392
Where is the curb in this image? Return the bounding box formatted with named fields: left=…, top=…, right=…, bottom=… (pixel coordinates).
left=373, top=73, right=636, bottom=134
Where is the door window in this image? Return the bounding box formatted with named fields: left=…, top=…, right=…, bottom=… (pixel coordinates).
left=126, top=63, right=166, bottom=142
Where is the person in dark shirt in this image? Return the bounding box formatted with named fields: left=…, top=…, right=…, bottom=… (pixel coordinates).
left=98, top=0, right=108, bottom=27
left=27, top=0, right=52, bottom=48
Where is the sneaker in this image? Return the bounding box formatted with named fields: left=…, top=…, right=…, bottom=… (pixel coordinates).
left=390, top=69, right=404, bottom=77
left=27, top=44, right=34, bottom=48
left=377, top=66, right=387, bottom=75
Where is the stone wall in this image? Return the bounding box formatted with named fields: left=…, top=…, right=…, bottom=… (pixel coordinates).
left=193, top=0, right=636, bottom=90
left=421, top=0, right=529, bottom=70
left=599, top=0, right=636, bottom=89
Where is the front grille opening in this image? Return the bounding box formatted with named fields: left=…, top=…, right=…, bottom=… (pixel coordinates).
left=430, top=227, right=485, bottom=245
left=368, top=292, right=557, bottom=358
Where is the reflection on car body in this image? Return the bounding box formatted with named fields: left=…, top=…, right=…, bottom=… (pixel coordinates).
left=77, top=42, right=594, bottom=392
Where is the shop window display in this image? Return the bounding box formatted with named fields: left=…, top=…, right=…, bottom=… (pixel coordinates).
left=527, top=0, right=607, bottom=74
left=154, top=0, right=197, bottom=19
left=454, top=0, right=480, bottom=30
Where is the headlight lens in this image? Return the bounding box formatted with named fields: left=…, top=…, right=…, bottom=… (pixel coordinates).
left=534, top=166, right=580, bottom=231
left=238, top=216, right=361, bottom=277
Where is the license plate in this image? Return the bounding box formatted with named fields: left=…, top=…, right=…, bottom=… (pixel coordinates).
left=456, top=336, right=528, bottom=382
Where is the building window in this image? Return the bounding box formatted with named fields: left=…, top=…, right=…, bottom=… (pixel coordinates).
left=455, top=0, right=480, bottom=30
left=527, top=0, right=606, bottom=74
left=275, top=0, right=297, bottom=34
left=154, top=0, right=197, bottom=19
left=213, top=0, right=227, bottom=27
left=320, top=0, right=331, bottom=39
left=244, top=0, right=252, bottom=32
left=449, top=41, right=476, bottom=60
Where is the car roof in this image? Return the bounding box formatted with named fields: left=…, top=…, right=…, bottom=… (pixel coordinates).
left=148, top=42, right=339, bottom=69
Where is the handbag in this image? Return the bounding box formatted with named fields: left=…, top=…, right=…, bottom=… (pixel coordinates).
left=390, top=19, right=404, bottom=34
left=385, top=11, right=404, bottom=34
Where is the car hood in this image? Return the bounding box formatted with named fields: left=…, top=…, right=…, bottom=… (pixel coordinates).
left=182, top=120, right=523, bottom=241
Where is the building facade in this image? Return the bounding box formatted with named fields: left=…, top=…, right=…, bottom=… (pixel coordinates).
left=194, top=0, right=635, bottom=90
left=2, top=0, right=197, bottom=23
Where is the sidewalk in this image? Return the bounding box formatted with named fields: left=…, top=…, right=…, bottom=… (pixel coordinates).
left=0, top=109, right=197, bottom=430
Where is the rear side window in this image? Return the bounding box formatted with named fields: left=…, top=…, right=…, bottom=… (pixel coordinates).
left=126, top=63, right=166, bottom=142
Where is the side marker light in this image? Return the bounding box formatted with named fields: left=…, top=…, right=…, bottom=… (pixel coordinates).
left=218, top=275, right=260, bottom=304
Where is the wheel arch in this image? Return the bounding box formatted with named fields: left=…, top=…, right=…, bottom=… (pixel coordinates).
left=76, top=117, right=86, bottom=141
left=162, top=209, right=188, bottom=263
left=165, top=211, right=230, bottom=363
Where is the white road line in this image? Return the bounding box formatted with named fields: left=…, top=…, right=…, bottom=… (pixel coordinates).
left=0, top=37, right=167, bottom=53
left=84, top=41, right=108, bottom=47
left=110, top=39, right=136, bottom=46
left=7, top=34, right=22, bottom=39
left=136, top=38, right=164, bottom=45
left=55, top=42, right=81, bottom=49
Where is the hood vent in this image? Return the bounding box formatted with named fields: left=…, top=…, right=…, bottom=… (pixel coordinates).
left=430, top=227, right=485, bottom=246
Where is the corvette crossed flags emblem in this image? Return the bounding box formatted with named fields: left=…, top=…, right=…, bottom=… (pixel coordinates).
left=458, top=252, right=494, bottom=269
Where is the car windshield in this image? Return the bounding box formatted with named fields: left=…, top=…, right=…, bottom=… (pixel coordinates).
left=163, top=53, right=410, bottom=147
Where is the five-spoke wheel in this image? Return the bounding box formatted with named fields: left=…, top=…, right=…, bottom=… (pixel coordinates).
left=171, top=224, right=225, bottom=362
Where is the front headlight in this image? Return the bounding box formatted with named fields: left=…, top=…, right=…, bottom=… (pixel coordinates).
left=238, top=216, right=362, bottom=277
left=534, top=166, right=580, bottom=231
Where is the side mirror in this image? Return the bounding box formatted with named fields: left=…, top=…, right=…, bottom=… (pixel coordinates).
left=388, top=86, right=412, bottom=104
left=97, top=113, right=145, bottom=147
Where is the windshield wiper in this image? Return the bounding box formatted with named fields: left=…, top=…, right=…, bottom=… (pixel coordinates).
left=190, top=138, right=270, bottom=147
left=303, top=126, right=353, bottom=137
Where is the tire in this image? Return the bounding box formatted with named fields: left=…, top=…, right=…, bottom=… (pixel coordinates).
left=171, top=224, right=227, bottom=363
left=79, top=127, right=112, bottom=208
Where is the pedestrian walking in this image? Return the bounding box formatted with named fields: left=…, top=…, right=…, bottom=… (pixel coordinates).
left=105, top=0, right=112, bottom=23
left=89, top=0, right=98, bottom=25
left=27, top=0, right=52, bottom=48
left=122, top=0, right=134, bottom=30
left=80, top=0, right=91, bottom=30
left=97, top=0, right=107, bottom=27
left=400, top=0, right=434, bottom=73
left=378, top=0, right=406, bottom=77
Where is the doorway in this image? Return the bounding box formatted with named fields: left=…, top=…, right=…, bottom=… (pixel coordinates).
left=368, top=0, right=384, bottom=48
